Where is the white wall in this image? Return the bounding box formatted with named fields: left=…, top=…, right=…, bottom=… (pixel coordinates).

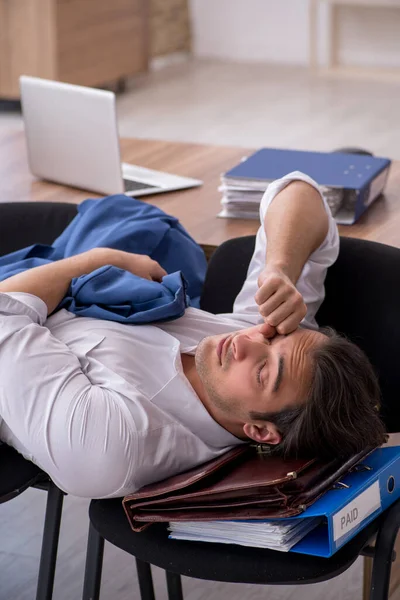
left=339, top=5, right=400, bottom=68
left=190, top=0, right=309, bottom=65
left=189, top=0, right=400, bottom=67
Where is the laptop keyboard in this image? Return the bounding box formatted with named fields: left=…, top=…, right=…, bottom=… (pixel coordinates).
left=123, top=179, right=159, bottom=192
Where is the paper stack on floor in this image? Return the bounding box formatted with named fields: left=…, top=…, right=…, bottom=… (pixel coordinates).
left=169, top=517, right=322, bottom=552
left=218, top=148, right=391, bottom=225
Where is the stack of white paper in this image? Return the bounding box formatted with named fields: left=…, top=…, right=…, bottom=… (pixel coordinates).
left=168, top=517, right=322, bottom=552
left=218, top=178, right=344, bottom=220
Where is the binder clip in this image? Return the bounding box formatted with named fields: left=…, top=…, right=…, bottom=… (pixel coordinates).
left=351, top=464, right=373, bottom=473
left=332, top=481, right=351, bottom=490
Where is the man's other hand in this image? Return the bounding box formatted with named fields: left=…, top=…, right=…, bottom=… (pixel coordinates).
left=120, top=253, right=167, bottom=282
left=255, top=266, right=307, bottom=334
left=90, top=248, right=167, bottom=282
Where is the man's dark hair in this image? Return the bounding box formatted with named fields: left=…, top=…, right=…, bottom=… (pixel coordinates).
left=250, top=328, right=387, bottom=459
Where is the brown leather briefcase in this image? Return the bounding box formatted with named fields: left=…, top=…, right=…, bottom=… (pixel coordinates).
left=123, top=444, right=374, bottom=532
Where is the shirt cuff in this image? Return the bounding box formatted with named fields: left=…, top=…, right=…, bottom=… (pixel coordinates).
left=0, top=292, right=48, bottom=325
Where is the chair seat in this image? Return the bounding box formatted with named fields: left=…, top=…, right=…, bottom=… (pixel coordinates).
left=0, top=444, right=45, bottom=503
left=89, top=498, right=383, bottom=584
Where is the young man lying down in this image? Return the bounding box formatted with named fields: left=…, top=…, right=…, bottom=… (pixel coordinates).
left=0, top=172, right=385, bottom=498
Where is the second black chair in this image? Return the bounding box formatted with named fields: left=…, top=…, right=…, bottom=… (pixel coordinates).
left=82, top=235, right=400, bottom=600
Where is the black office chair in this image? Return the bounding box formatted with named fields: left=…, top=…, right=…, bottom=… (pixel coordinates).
left=0, top=202, right=78, bottom=600
left=82, top=234, right=400, bottom=600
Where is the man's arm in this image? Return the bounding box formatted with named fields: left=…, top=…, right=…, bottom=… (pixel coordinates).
left=255, top=180, right=329, bottom=334
left=0, top=248, right=167, bottom=315
left=0, top=247, right=167, bottom=497
left=0, top=289, right=138, bottom=498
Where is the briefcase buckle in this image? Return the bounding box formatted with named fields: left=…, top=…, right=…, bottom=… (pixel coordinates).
left=251, top=443, right=272, bottom=456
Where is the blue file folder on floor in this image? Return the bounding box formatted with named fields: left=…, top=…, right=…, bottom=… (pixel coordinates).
left=289, top=445, right=400, bottom=557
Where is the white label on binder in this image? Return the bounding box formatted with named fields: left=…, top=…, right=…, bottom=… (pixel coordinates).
left=333, top=481, right=381, bottom=542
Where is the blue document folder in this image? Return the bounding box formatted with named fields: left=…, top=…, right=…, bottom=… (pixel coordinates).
left=225, top=148, right=391, bottom=224
left=170, top=446, right=400, bottom=557
left=286, top=445, right=400, bottom=557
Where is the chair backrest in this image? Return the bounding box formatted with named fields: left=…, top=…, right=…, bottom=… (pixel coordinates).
left=201, top=235, right=400, bottom=432
left=201, top=236, right=256, bottom=315
left=0, top=202, right=78, bottom=256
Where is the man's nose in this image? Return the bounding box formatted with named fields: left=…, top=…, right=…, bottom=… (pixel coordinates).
left=231, top=333, right=259, bottom=361
left=232, top=334, right=249, bottom=361
left=232, top=331, right=271, bottom=361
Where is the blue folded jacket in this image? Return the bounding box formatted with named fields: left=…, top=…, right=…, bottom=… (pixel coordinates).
left=0, top=196, right=207, bottom=323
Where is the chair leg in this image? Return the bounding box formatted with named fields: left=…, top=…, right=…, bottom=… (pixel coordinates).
left=363, top=555, right=373, bottom=600
left=370, top=509, right=400, bottom=600
left=36, top=482, right=65, bottom=600
left=82, top=522, right=105, bottom=600
left=166, top=570, right=184, bottom=600
left=135, top=559, right=156, bottom=600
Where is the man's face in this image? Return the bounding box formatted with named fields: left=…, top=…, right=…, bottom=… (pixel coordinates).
left=195, top=323, right=326, bottom=427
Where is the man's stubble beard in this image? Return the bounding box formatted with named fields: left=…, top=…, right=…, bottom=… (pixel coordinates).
left=195, top=336, right=236, bottom=416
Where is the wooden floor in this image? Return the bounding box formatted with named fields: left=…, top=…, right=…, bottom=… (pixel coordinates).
left=116, top=60, right=400, bottom=160
left=3, top=58, right=400, bottom=160
left=1, top=58, right=400, bottom=599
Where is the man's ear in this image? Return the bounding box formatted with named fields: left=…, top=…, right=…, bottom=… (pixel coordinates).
left=243, top=421, right=281, bottom=445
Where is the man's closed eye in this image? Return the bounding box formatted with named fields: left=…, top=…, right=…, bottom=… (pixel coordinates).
left=257, top=360, right=267, bottom=386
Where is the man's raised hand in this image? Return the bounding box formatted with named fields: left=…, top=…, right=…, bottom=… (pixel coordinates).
left=255, top=266, right=307, bottom=334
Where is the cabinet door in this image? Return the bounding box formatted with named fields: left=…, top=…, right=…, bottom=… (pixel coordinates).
left=0, top=0, right=56, bottom=99
left=56, top=0, right=149, bottom=87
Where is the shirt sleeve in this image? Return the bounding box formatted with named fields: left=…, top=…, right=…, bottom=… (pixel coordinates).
left=0, top=292, right=136, bottom=498
left=0, top=291, right=48, bottom=324
left=225, top=171, right=340, bottom=330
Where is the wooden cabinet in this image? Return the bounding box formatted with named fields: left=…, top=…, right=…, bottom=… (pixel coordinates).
left=0, top=0, right=149, bottom=99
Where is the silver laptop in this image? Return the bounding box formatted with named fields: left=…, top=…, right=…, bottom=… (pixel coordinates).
left=19, top=76, right=202, bottom=197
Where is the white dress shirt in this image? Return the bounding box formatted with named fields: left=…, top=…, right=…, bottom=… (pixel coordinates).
left=0, top=172, right=339, bottom=498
